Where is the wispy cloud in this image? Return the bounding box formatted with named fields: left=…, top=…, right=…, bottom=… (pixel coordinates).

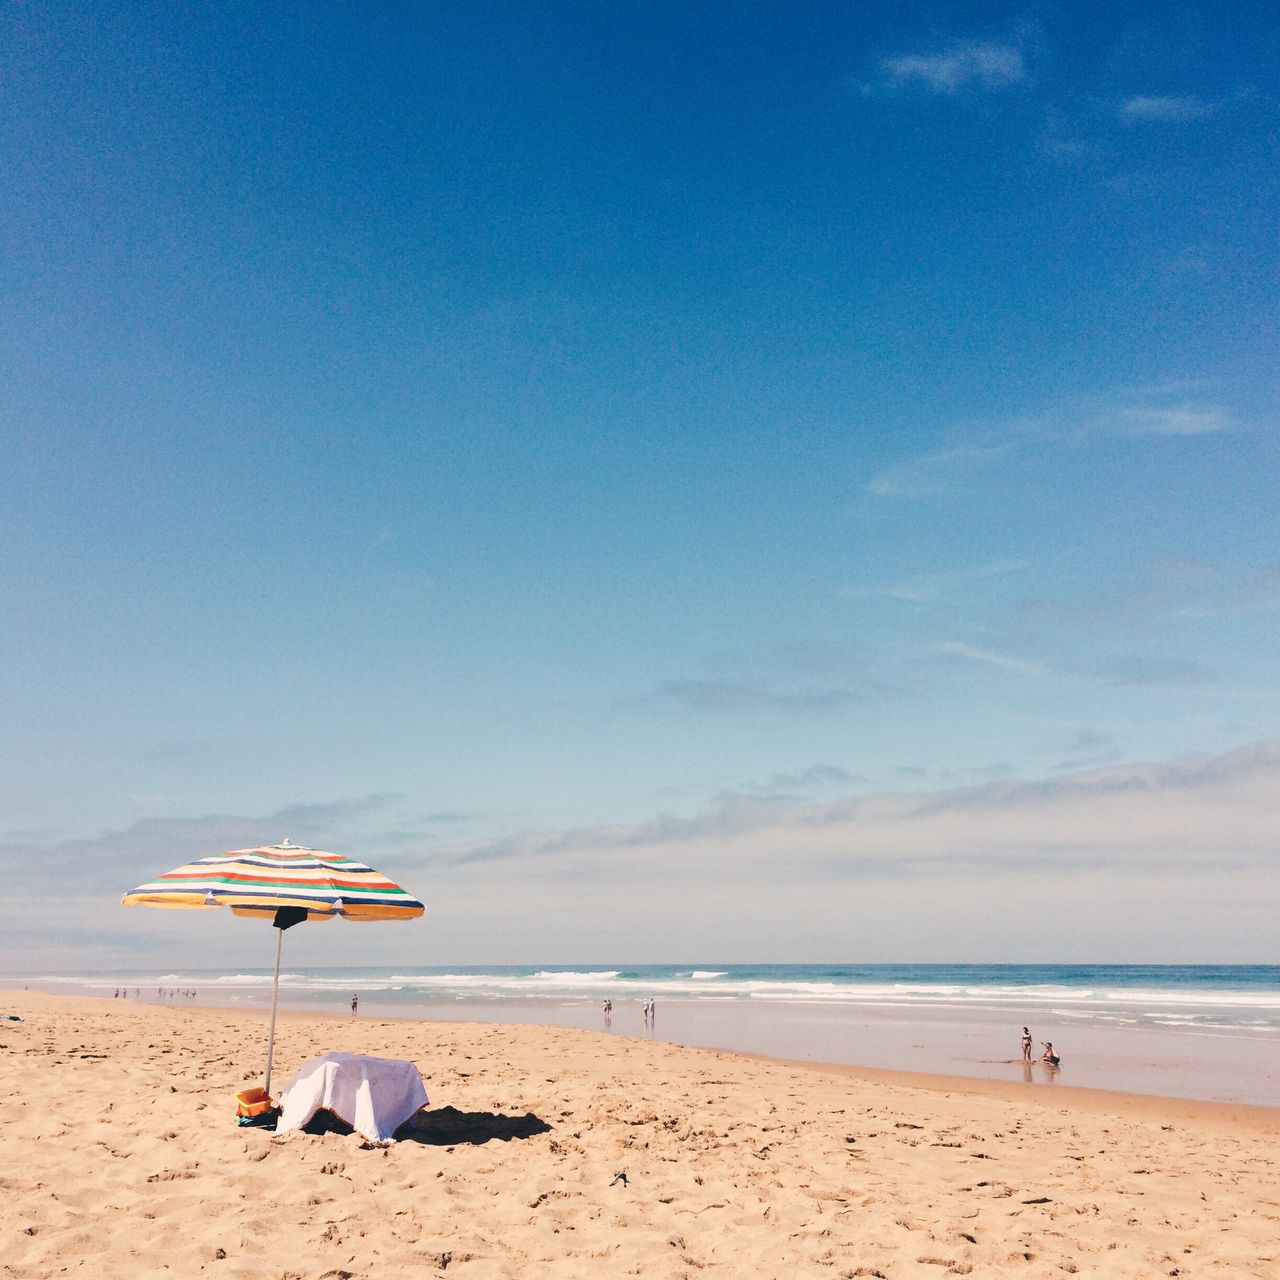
left=867, top=39, right=1027, bottom=96
left=1051, top=730, right=1119, bottom=772
left=1042, top=90, right=1253, bottom=166
left=0, top=796, right=420, bottom=897
left=933, top=640, right=1048, bottom=678
left=143, top=738, right=232, bottom=767
left=1083, top=655, right=1216, bottom=688
left=0, top=796, right=450, bottom=970
left=865, top=386, right=1240, bottom=500
left=1017, top=559, right=1280, bottom=629
left=934, top=641, right=1217, bottom=689
left=444, top=740, right=1280, bottom=882
left=1120, top=94, right=1215, bottom=123
left=1118, top=405, right=1232, bottom=436
left=738, top=763, right=864, bottom=799
left=865, top=439, right=1020, bottom=499
left=842, top=558, right=1029, bottom=605
left=641, top=678, right=857, bottom=719
left=1163, top=565, right=1280, bottom=621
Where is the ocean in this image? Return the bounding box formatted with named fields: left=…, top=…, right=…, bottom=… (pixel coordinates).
left=33, top=962, right=1280, bottom=1029
left=21, top=963, right=1280, bottom=1106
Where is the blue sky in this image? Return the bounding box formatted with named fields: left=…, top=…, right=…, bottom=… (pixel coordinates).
left=2, top=2, right=1277, bottom=968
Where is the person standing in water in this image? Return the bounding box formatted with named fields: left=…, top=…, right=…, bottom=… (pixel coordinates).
left=1021, top=1027, right=1033, bottom=1062
left=351, top=994, right=359, bottom=1016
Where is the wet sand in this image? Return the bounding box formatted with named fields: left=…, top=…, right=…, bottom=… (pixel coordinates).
left=49, top=976, right=1280, bottom=1107
left=426, top=995, right=1280, bottom=1107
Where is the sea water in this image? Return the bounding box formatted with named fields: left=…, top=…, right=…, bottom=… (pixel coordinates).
left=21, top=964, right=1280, bottom=1106
left=36, top=962, right=1280, bottom=1029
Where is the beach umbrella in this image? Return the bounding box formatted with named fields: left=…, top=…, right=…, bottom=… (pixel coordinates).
left=122, top=839, right=425, bottom=1095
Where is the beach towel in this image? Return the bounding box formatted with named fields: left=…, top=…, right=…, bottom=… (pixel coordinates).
left=276, top=1052, right=428, bottom=1142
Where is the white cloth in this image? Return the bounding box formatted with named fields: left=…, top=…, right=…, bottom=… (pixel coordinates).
left=276, top=1052, right=428, bottom=1142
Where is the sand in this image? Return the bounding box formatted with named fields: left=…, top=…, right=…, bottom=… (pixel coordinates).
left=2, top=989, right=1278, bottom=1279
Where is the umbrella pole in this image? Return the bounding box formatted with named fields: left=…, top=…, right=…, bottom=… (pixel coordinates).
left=264, top=925, right=284, bottom=1097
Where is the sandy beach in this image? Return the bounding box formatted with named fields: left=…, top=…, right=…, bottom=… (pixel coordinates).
left=3, top=989, right=1278, bottom=1279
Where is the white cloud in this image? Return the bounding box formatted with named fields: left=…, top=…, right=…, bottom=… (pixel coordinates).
left=874, top=40, right=1027, bottom=95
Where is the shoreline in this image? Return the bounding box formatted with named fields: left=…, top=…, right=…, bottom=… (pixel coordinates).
left=21, top=971, right=1280, bottom=1109
left=10, top=986, right=1279, bottom=1122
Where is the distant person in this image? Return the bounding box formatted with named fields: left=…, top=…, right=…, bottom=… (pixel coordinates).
left=351, top=994, right=359, bottom=1016
left=1042, top=1042, right=1060, bottom=1067
left=649, top=997, right=656, bottom=1025
left=1021, top=1027, right=1033, bottom=1062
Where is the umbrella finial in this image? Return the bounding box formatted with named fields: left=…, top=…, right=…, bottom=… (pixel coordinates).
left=279, top=837, right=293, bottom=847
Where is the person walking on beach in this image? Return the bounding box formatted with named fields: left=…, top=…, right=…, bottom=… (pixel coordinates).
left=1021, top=1027, right=1033, bottom=1062
left=351, top=994, right=359, bottom=1016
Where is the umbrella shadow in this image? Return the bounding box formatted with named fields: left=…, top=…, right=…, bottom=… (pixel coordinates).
left=298, top=1104, right=552, bottom=1146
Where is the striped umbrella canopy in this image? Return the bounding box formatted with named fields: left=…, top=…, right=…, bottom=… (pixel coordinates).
left=122, top=840, right=424, bottom=1095
left=121, top=839, right=425, bottom=922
